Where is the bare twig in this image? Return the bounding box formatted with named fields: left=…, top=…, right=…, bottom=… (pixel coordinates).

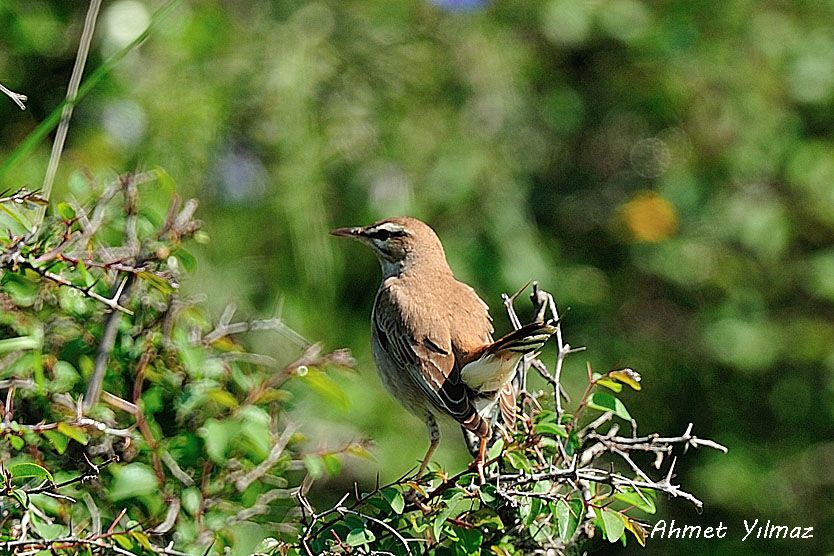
left=0, top=82, right=27, bottom=110
left=234, top=424, right=298, bottom=492
left=36, top=0, right=103, bottom=229
left=84, top=274, right=134, bottom=410
left=0, top=189, right=46, bottom=206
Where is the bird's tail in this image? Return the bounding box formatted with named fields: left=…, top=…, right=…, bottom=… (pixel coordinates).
left=485, top=320, right=558, bottom=356
left=460, top=320, right=557, bottom=446
left=460, top=320, right=557, bottom=393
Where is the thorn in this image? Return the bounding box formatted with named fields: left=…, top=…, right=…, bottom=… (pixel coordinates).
left=509, top=279, right=533, bottom=301
left=83, top=453, right=99, bottom=474
left=665, top=456, right=678, bottom=484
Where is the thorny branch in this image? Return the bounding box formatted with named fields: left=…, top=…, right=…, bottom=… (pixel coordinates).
left=0, top=189, right=46, bottom=206
left=0, top=456, right=198, bottom=555
left=12, top=456, right=119, bottom=500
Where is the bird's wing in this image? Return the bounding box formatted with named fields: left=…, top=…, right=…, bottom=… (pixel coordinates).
left=373, top=291, right=486, bottom=435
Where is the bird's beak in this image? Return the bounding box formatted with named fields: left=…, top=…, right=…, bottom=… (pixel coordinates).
left=329, top=226, right=364, bottom=238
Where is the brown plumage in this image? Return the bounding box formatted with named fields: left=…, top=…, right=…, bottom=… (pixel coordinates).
left=331, top=216, right=555, bottom=480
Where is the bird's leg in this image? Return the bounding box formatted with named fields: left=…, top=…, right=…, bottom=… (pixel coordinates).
left=469, top=435, right=488, bottom=485
left=416, top=415, right=440, bottom=479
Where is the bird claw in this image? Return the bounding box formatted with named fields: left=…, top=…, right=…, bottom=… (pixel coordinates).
left=468, top=457, right=486, bottom=485
left=403, top=488, right=432, bottom=513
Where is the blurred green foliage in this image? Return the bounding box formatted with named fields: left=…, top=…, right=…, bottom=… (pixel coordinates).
left=0, top=176, right=356, bottom=554
left=2, top=0, right=834, bottom=554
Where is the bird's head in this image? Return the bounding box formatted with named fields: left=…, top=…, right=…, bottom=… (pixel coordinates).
left=330, top=216, right=447, bottom=277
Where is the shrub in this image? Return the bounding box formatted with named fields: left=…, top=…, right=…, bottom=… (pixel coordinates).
left=0, top=174, right=355, bottom=554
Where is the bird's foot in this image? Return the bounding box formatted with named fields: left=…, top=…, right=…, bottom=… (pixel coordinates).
left=467, top=457, right=486, bottom=485
left=403, top=488, right=432, bottom=513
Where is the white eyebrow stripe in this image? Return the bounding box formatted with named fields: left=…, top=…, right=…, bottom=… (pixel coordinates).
left=371, top=222, right=406, bottom=234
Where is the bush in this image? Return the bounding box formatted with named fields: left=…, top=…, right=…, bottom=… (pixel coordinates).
left=0, top=175, right=725, bottom=555
left=0, top=175, right=355, bottom=554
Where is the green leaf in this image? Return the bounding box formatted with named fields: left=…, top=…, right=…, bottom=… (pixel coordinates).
left=30, top=513, right=65, bottom=539
left=587, top=392, right=632, bottom=421
left=8, top=435, right=24, bottom=450
left=624, top=515, right=647, bottom=546
left=595, top=377, right=623, bottom=392
left=2, top=275, right=38, bottom=307
left=599, top=508, right=626, bottom=543
left=381, top=487, right=404, bottom=514
left=301, top=371, right=349, bottom=412
left=174, top=248, right=197, bottom=272
left=0, top=203, right=31, bottom=232
left=182, top=486, right=202, bottom=515
left=56, top=202, right=76, bottom=220
left=321, top=453, right=342, bottom=477
left=452, top=526, right=483, bottom=555
left=614, top=487, right=656, bottom=514
left=487, top=437, right=504, bottom=460
left=138, top=271, right=175, bottom=294
left=198, top=418, right=238, bottom=463
left=565, top=429, right=581, bottom=456
left=303, top=455, right=325, bottom=479
left=533, top=421, right=568, bottom=438
left=479, top=483, right=497, bottom=504
left=608, top=368, right=642, bottom=391
left=57, top=422, right=89, bottom=445
left=112, top=534, right=133, bottom=550
left=520, top=497, right=542, bottom=527
left=9, top=462, right=53, bottom=482
left=77, top=259, right=93, bottom=287
left=206, top=388, right=239, bottom=409
left=10, top=488, right=28, bottom=508
left=469, top=508, right=503, bottom=529
left=346, top=443, right=374, bottom=460
left=51, top=360, right=80, bottom=392
left=345, top=527, right=376, bottom=546
left=131, top=531, right=153, bottom=551
left=239, top=420, right=271, bottom=461
left=108, top=463, right=159, bottom=501
left=43, top=430, right=69, bottom=454
left=434, top=492, right=468, bottom=539
left=506, top=450, right=532, bottom=472
left=555, top=498, right=581, bottom=541
left=153, top=166, right=177, bottom=193
left=0, top=335, right=41, bottom=354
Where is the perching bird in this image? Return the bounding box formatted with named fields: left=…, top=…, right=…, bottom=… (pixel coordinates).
left=331, top=217, right=556, bottom=481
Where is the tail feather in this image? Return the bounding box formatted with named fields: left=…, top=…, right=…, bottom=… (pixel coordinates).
left=460, top=320, right=556, bottom=443
left=485, top=320, right=557, bottom=356
left=498, top=382, right=517, bottom=430
left=461, top=320, right=557, bottom=399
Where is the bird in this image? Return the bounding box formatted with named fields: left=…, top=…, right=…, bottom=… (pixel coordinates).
left=330, top=216, right=556, bottom=481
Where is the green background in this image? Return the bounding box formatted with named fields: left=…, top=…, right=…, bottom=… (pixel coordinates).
left=2, top=1, right=833, bottom=553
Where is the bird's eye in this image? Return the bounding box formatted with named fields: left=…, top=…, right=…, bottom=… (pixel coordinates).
left=366, top=228, right=406, bottom=241
left=369, top=229, right=392, bottom=241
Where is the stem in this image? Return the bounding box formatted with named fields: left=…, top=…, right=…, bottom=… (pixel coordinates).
left=35, top=0, right=103, bottom=230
